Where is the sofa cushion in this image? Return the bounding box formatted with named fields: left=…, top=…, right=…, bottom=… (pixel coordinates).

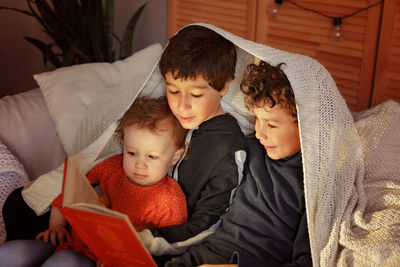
left=0, top=89, right=66, bottom=180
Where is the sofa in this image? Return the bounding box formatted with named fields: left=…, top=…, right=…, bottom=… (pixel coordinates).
left=1, top=23, right=400, bottom=264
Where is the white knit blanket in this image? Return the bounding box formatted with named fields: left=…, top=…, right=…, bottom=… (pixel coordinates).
left=337, top=100, right=400, bottom=266
left=0, top=141, right=29, bottom=243
left=22, top=23, right=400, bottom=266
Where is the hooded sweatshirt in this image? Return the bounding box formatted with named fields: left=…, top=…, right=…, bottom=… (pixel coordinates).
left=166, top=137, right=311, bottom=267
left=150, top=114, right=246, bottom=245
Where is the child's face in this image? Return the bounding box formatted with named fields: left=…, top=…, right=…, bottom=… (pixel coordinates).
left=165, top=72, right=229, bottom=129
left=253, top=103, right=301, bottom=160
left=122, top=121, right=183, bottom=186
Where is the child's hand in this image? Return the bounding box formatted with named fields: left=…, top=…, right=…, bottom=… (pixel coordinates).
left=36, top=224, right=71, bottom=246
left=36, top=206, right=71, bottom=246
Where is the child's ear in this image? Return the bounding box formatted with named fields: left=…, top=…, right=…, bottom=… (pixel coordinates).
left=171, top=148, right=185, bottom=165
left=220, top=81, right=231, bottom=96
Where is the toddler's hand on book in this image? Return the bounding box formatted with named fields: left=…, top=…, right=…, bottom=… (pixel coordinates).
left=36, top=206, right=71, bottom=246
left=35, top=225, right=71, bottom=246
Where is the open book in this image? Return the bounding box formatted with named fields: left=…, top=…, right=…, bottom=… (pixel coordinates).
left=59, top=158, right=156, bottom=267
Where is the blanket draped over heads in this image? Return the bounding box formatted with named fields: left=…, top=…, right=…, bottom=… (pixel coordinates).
left=22, top=23, right=400, bottom=266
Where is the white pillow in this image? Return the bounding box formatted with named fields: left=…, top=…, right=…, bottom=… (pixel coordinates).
left=34, top=43, right=163, bottom=156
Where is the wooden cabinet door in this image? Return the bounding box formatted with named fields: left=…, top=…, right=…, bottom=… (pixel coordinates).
left=372, top=0, right=400, bottom=106
left=255, top=0, right=382, bottom=111
left=168, top=0, right=257, bottom=39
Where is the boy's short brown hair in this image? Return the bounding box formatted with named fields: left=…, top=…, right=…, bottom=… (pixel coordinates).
left=159, top=25, right=237, bottom=92
left=116, top=97, right=187, bottom=148
left=240, top=61, right=297, bottom=118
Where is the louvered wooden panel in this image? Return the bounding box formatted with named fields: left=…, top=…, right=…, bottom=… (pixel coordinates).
left=372, top=0, right=400, bottom=106
left=256, top=0, right=382, bottom=111
left=168, top=0, right=257, bottom=40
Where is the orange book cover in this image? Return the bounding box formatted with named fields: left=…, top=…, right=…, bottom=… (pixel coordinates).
left=59, top=158, right=156, bottom=267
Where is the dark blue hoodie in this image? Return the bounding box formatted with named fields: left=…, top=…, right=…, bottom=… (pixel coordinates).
left=166, top=137, right=312, bottom=267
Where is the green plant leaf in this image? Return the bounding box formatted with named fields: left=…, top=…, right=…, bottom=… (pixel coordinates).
left=91, top=32, right=105, bottom=62
left=26, top=0, right=52, bottom=38
left=112, top=32, right=122, bottom=46
left=61, top=47, right=76, bottom=67
left=51, top=0, right=81, bottom=36
left=36, top=0, right=78, bottom=53
left=104, top=0, right=115, bottom=61
left=31, top=1, right=57, bottom=37
left=110, top=50, right=116, bottom=62
left=119, top=3, right=146, bottom=59
left=3, top=0, right=145, bottom=67
left=24, top=37, right=60, bottom=67
left=0, top=6, right=33, bottom=16
left=91, top=0, right=106, bottom=62
left=69, top=43, right=92, bottom=64
left=26, top=0, right=67, bottom=54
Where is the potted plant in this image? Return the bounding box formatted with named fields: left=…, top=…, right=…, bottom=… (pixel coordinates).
left=0, top=0, right=146, bottom=67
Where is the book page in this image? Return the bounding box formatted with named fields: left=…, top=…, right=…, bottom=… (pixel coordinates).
left=62, top=158, right=102, bottom=207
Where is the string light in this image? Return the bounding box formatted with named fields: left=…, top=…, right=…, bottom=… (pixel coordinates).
left=267, top=0, right=283, bottom=18
left=331, top=17, right=344, bottom=41
left=267, top=0, right=383, bottom=41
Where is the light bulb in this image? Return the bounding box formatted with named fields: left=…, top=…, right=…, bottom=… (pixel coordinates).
left=268, top=0, right=283, bottom=18
left=330, top=17, right=344, bottom=41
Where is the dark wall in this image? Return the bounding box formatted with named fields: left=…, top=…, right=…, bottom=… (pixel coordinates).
left=0, top=0, right=168, bottom=96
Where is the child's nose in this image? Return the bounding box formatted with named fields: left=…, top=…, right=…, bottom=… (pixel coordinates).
left=135, top=158, right=147, bottom=169
left=178, top=94, right=191, bottom=111
left=256, top=124, right=268, bottom=140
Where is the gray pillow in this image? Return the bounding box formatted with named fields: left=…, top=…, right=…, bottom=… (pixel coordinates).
left=0, top=89, right=66, bottom=180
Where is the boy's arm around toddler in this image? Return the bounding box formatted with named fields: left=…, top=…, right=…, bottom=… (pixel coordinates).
left=141, top=115, right=247, bottom=256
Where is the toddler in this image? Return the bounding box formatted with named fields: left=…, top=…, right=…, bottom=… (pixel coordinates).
left=0, top=97, right=188, bottom=267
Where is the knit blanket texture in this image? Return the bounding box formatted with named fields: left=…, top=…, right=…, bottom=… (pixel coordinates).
left=0, top=141, right=29, bottom=243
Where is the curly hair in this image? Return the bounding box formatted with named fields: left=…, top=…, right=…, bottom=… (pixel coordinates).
left=240, top=61, right=297, bottom=118
left=115, top=97, right=187, bottom=149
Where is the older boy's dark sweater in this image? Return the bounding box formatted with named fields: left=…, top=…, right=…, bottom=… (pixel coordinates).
left=166, top=137, right=312, bottom=267
left=150, top=114, right=246, bottom=244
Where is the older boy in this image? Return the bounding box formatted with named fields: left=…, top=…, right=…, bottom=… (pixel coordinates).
left=138, top=25, right=247, bottom=258
left=165, top=60, right=312, bottom=266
